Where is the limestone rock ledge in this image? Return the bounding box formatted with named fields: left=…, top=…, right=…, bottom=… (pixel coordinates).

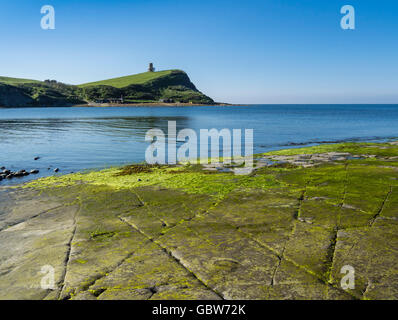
left=1, top=142, right=397, bottom=300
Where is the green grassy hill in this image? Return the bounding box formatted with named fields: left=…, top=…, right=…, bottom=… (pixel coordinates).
left=0, top=76, right=39, bottom=85
left=0, top=69, right=215, bottom=107
left=79, top=70, right=175, bottom=88
left=79, top=69, right=214, bottom=104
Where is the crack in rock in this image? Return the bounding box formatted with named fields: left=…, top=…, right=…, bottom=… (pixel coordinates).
left=58, top=204, right=80, bottom=300
left=119, top=216, right=225, bottom=300
left=0, top=205, right=64, bottom=233
left=369, top=186, right=393, bottom=227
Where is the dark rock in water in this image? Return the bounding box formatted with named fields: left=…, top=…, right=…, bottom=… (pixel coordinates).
left=0, top=167, right=5, bottom=170
left=20, top=170, right=29, bottom=176
left=14, top=171, right=25, bottom=177
left=1, top=169, right=32, bottom=179
left=18, top=170, right=29, bottom=176
left=30, top=169, right=39, bottom=174
left=0, top=176, right=3, bottom=181
left=34, top=157, right=40, bottom=161
left=54, top=168, right=59, bottom=173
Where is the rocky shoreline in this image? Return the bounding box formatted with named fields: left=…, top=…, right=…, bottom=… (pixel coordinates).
left=0, top=156, right=60, bottom=182
left=0, top=141, right=397, bottom=300
left=0, top=168, right=40, bottom=181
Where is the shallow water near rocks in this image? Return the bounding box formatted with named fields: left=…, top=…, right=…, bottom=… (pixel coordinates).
left=0, top=104, right=397, bottom=185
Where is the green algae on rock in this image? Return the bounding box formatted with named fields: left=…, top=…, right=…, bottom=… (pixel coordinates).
left=1, top=142, right=398, bottom=300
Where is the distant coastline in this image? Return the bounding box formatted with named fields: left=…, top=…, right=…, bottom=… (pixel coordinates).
left=0, top=68, right=217, bottom=108
left=2, top=103, right=398, bottom=109
left=83, top=102, right=237, bottom=107
left=0, top=102, right=237, bottom=109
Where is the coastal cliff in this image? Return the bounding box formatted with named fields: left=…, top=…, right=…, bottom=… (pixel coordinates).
left=0, top=70, right=215, bottom=107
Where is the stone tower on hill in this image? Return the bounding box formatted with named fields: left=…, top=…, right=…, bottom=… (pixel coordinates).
left=148, top=63, right=155, bottom=72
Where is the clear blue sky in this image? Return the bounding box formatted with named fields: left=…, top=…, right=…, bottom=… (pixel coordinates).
left=0, top=0, right=397, bottom=103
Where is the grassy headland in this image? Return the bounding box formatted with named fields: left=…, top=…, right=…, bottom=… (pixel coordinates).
left=0, top=70, right=215, bottom=107
left=79, top=70, right=175, bottom=88
left=1, top=141, right=397, bottom=300
left=0, top=76, right=40, bottom=85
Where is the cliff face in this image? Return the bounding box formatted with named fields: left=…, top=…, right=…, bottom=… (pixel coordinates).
left=0, top=70, right=215, bottom=107
left=0, top=82, right=85, bottom=108
left=0, top=84, right=34, bottom=107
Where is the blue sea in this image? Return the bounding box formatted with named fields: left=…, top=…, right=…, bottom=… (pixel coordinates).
left=0, top=104, right=397, bottom=184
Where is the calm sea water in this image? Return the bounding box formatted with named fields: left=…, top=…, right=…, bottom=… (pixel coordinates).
left=1, top=104, right=397, bottom=185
